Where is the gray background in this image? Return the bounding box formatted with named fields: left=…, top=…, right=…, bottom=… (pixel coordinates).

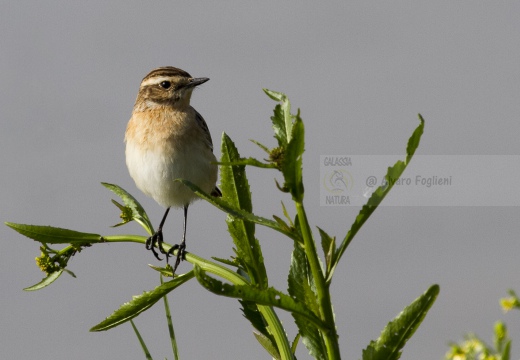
left=2, top=2, right=519, bottom=359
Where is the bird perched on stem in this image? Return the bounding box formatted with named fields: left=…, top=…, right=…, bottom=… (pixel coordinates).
left=125, top=66, right=221, bottom=274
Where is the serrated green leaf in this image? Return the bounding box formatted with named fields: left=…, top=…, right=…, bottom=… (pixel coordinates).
left=271, top=104, right=288, bottom=146
left=253, top=331, right=281, bottom=360
left=194, top=265, right=328, bottom=331
left=362, top=284, right=439, bottom=360
left=263, top=88, right=286, bottom=102
left=272, top=215, right=292, bottom=233
left=282, top=113, right=304, bottom=202
left=101, top=182, right=154, bottom=235
left=264, top=89, right=293, bottom=146
left=240, top=300, right=271, bottom=338
left=5, top=222, right=102, bottom=244
left=288, top=242, right=319, bottom=316
left=240, top=299, right=280, bottom=359
left=90, top=271, right=194, bottom=332
left=23, top=270, right=64, bottom=291
left=148, top=264, right=174, bottom=278
left=330, top=115, right=425, bottom=283
left=405, top=114, right=425, bottom=164
left=288, top=242, right=326, bottom=359
left=210, top=256, right=239, bottom=267
left=219, top=142, right=262, bottom=208
left=295, top=313, right=327, bottom=360
left=281, top=95, right=293, bottom=143
left=220, top=133, right=267, bottom=288
left=318, top=227, right=336, bottom=278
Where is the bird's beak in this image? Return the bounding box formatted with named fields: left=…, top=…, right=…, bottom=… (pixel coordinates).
left=188, top=77, right=210, bottom=87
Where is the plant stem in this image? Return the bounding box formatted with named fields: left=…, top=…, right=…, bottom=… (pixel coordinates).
left=186, top=253, right=294, bottom=360
left=161, top=276, right=179, bottom=360
left=103, top=234, right=148, bottom=244
left=258, top=304, right=293, bottom=360
left=295, top=202, right=340, bottom=359
left=101, top=236, right=293, bottom=360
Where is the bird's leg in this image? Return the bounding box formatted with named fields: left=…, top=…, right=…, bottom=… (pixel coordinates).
left=169, top=204, right=188, bottom=274
left=145, top=207, right=171, bottom=261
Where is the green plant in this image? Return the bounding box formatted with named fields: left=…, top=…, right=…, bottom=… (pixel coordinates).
left=6, top=90, right=436, bottom=359
left=444, top=290, right=518, bottom=360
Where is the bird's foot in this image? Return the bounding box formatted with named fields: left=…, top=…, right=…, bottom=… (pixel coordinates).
left=145, top=229, right=170, bottom=261
left=168, top=242, right=186, bottom=275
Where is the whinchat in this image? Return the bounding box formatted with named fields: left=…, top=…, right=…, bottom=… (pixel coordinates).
left=125, top=66, right=221, bottom=273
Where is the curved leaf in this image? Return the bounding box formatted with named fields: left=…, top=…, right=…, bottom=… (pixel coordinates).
left=194, top=265, right=328, bottom=331
left=23, top=270, right=64, bottom=291
left=101, top=182, right=154, bottom=235
left=220, top=132, right=267, bottom=287
left=282, top=114, right=304, bottom=202
left=273, top=103, right=289, bottom=146
left=254, top=332, right=281, bottom=360
left=5, top=222, right=102, bottom=244
left=288, top=241, right=326, bottom=359
left=90, top=271, right=194, bottom=332
left=330, top=115, right=425, bottom=283
left=263, top=89, right=291, bottom=146
left=362, top=284, right=439, bottom=360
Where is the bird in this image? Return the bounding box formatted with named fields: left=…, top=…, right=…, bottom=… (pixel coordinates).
left=125, top=66, right=221, bottom=274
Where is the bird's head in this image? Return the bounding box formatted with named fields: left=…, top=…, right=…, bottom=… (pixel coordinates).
left=134, top=66, right=209, bottom=110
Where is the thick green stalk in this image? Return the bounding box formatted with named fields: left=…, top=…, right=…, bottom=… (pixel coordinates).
left=295, top=202, right=340, bottom=359
left=186, top=253, right=294, bottom=360
left=102, top=234, right=149, bottom=244
left=258, top=305, right=293, bottom=360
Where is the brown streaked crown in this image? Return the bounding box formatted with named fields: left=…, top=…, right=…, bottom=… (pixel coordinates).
left=141, top=66, right=192, bottom=83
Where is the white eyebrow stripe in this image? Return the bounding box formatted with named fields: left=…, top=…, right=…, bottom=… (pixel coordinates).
left=140, top=76, right=174, bottom=87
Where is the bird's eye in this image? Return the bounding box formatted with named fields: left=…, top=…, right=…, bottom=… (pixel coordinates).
left=159, top=81, right=172, bottom=89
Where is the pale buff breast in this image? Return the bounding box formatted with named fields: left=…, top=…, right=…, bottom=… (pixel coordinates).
left=125, top=108, right=218, bottom=208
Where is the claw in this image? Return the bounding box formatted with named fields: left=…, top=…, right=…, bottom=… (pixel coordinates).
left=144, top=205, right=188, bottom=275
left=145, top=235, right=153, bottom=250
left=166, top=244, right=179, bottom=257
left=150, top=246, right=162, bottom=261
left=145, top=231, right=164, bottom=261
left=170, top=242, right=186, bottom=276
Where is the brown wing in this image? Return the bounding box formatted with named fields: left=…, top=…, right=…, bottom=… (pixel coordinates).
left=194, top=109, right=222, bottom=197
left=194, top=109, right=214, bottom=151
